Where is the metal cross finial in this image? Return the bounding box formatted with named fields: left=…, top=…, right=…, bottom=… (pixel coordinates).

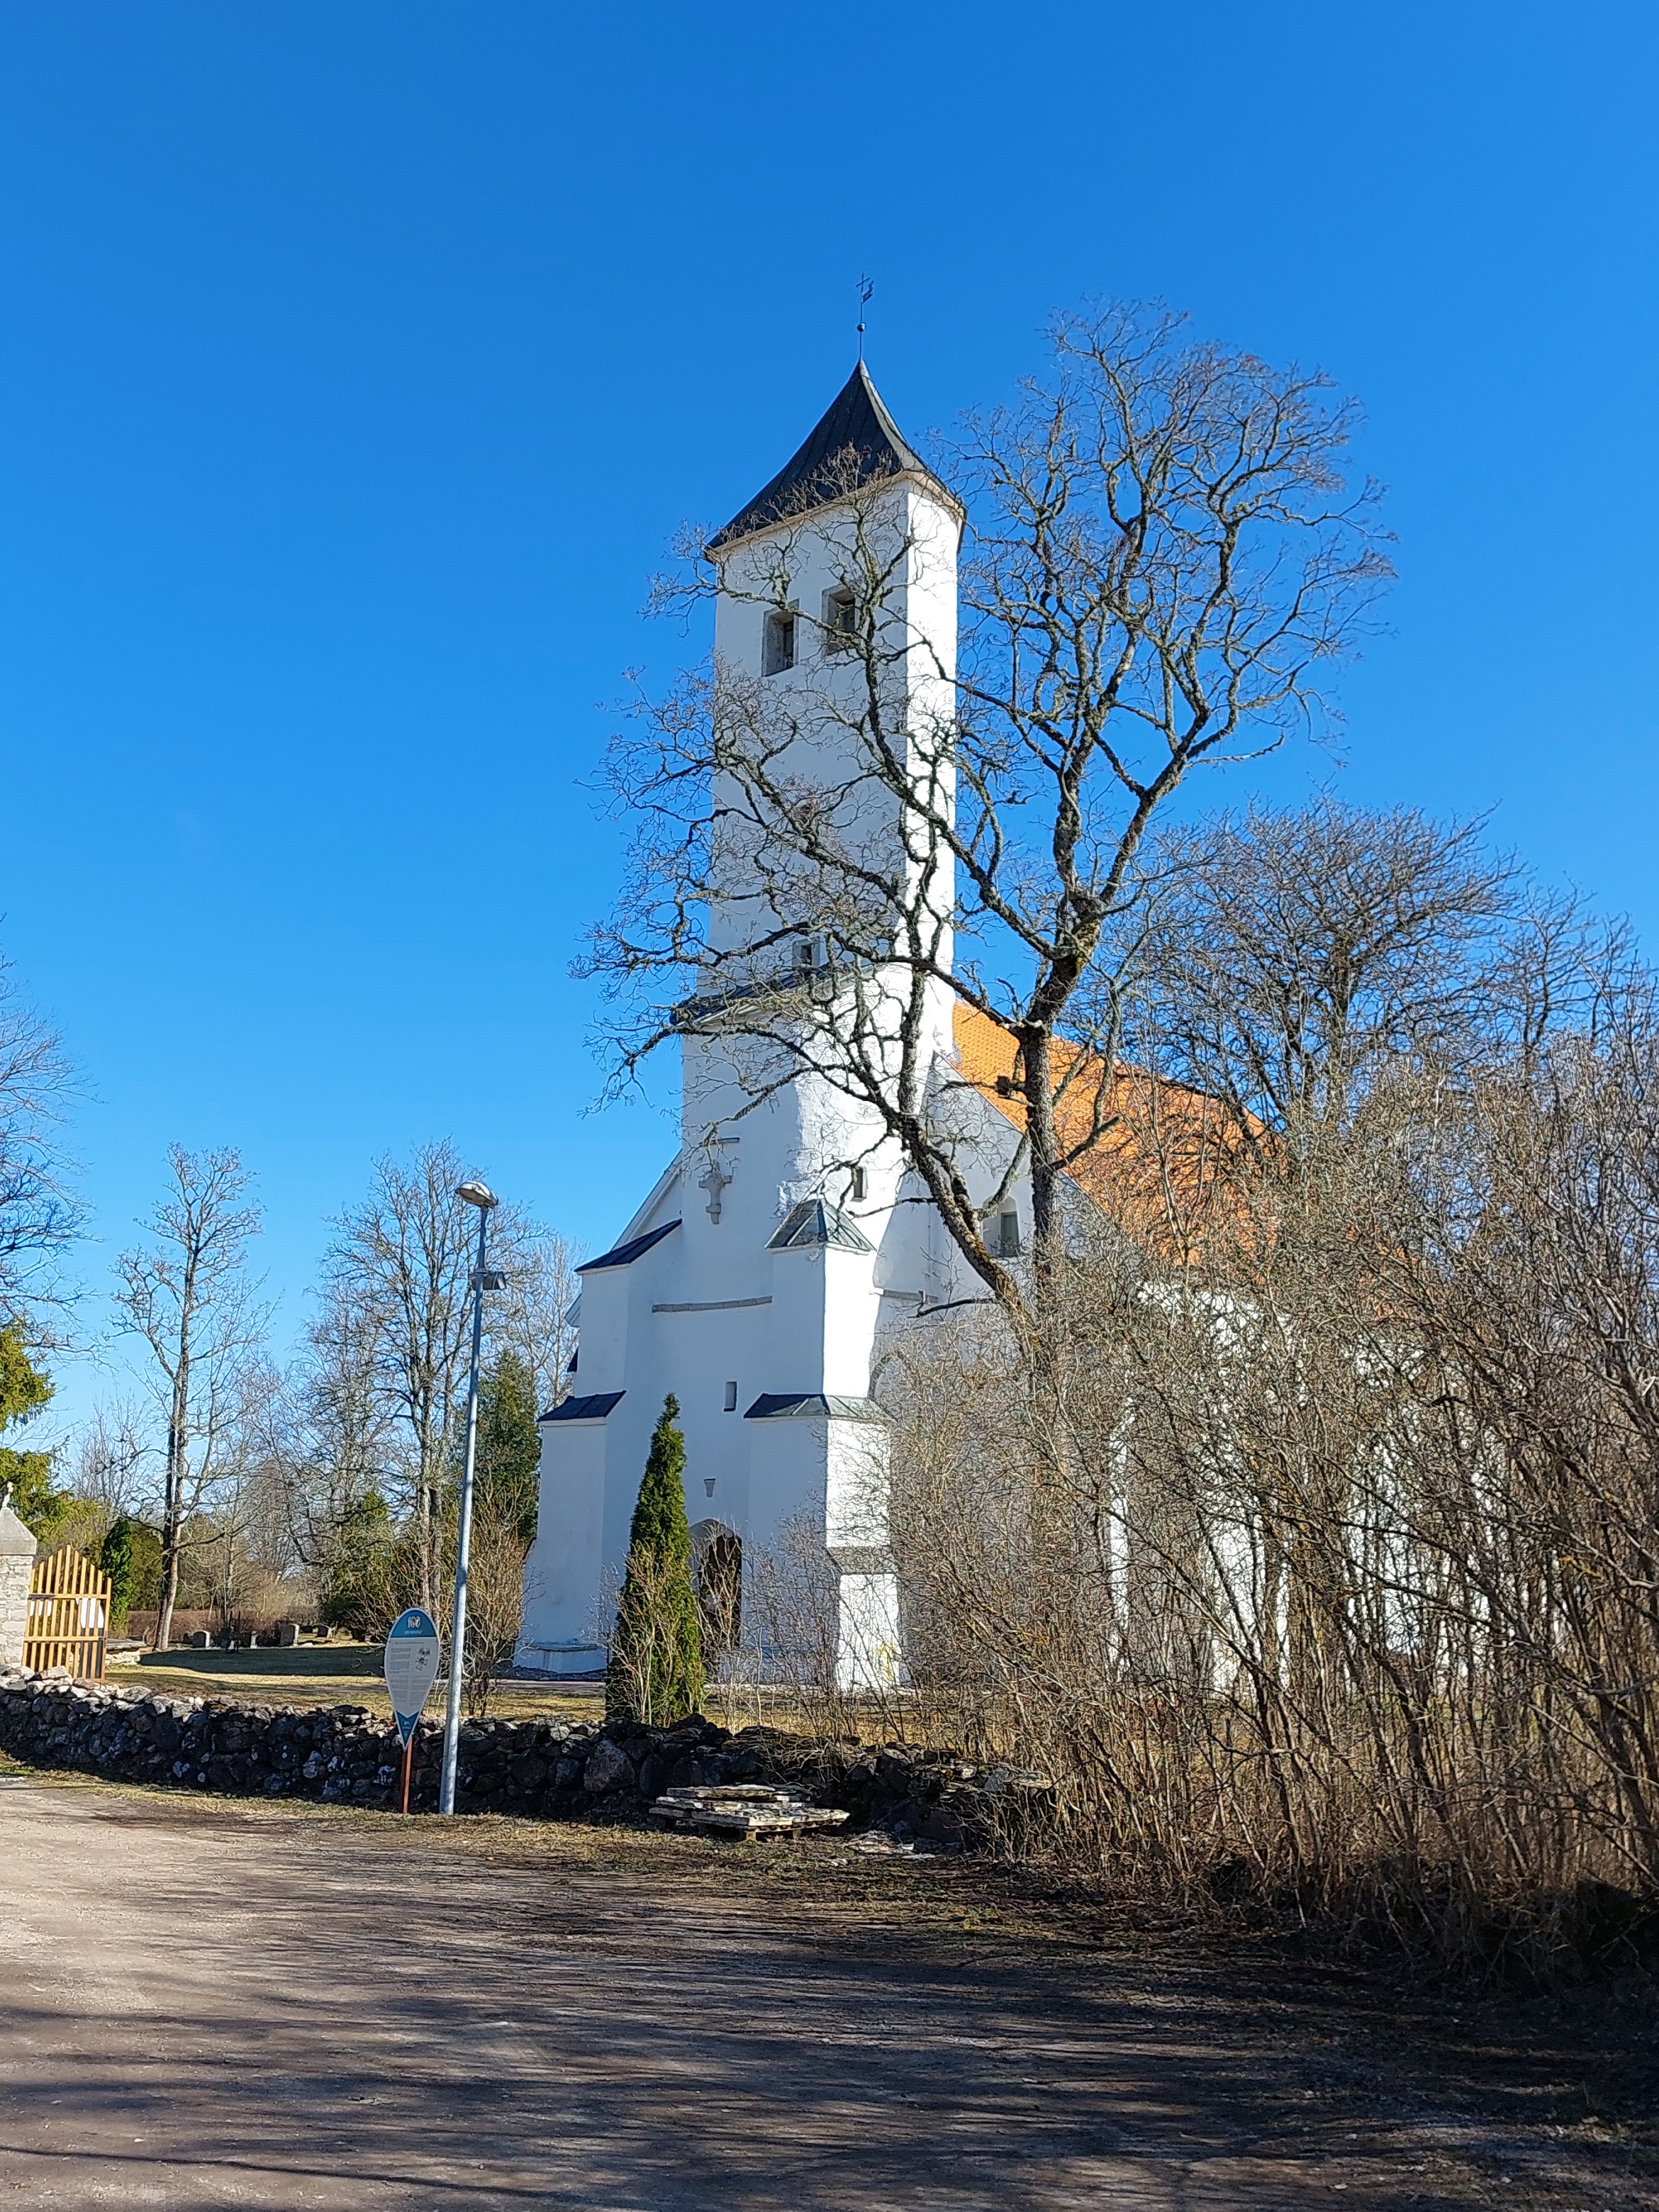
left=856, top=275, right=873, bottom=362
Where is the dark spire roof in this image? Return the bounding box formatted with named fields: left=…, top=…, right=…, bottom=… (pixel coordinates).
left=766, top=1197, right=875, bottom=1253
left=708, top=361, right=957, bottom=554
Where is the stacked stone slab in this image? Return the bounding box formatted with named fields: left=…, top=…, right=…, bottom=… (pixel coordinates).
left=649, top=1783, right=849, bottom=1836
left=0, top=1502, right=36, bottom=1669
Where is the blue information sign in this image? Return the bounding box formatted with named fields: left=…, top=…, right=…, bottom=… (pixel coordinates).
left=384, top=1607, right=442, bottom=1748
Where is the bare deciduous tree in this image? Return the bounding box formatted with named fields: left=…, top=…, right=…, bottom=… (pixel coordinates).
left=0, top=954, right=80, bottom=1324
left=492, top=1229, right=581, bottom=1416
left=454, top=1521, right=534, bottom=1718
left=190, top=1360, right=317, bottom=1635
left=259, top=1280, right=403, bottom=1573
left=1107, top=797, right=1626, bottom=1161
left=65, top=1402, right=147, bottom=1531
left=1113, top=800, right=1516, bottom=1142
left=321, top=1140, right=487, bottom=1615
left=589, top=305, right=1390, bottom=1313
left=114, top=1146, right=266, bottom=1650
left=319, top=1139, right=576, bottom=1611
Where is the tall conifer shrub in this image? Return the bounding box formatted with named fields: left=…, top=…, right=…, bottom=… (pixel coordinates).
left=99, top=1518, right=135, bottom=1631
left=98, top=1519, right=164, bottom=1631
left=474, top=1348, right=541, bottom=1547
left=606, top=1394, right=703, bottom=1724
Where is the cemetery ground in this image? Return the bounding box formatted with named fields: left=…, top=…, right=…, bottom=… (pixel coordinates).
left=2, top=1766, right=1657, bottom=2210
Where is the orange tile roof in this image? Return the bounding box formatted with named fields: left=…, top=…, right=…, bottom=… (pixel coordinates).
left=951, top=1002, right=1254, bottom=1261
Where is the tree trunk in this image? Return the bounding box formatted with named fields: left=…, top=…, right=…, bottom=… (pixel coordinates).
left=1024, top=1024, right=1062, bottom=1275
left=155, top=1529, right=181, bottom=1653
left=155, top=1404, right=186, bottom=1652
left=418, top=1478, right=433, bottom=1614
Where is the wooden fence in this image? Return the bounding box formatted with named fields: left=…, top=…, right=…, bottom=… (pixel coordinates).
left=23, top=1548, right=111, bottom=1680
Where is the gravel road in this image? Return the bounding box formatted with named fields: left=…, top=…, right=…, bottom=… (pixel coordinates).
left=0, top=1774, right=1649, bottom=2209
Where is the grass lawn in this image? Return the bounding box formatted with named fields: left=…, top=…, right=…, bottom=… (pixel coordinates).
left=113, top=1639, right=605, bottom=1723
left=108, top=1641, right=864, bottom=1738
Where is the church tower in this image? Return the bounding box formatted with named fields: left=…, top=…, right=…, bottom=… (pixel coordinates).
left=516, top=364, right=964, bottom=1687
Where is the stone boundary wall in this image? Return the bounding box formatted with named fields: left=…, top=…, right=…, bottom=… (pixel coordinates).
left=0, top=1668, right=1029, bottom=1848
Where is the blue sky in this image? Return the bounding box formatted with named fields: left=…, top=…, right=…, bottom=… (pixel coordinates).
left=3, top=1, right=1654, bottom=1421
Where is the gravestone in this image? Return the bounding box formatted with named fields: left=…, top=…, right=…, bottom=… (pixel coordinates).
left=0, top=1497, right=37, bottom=1669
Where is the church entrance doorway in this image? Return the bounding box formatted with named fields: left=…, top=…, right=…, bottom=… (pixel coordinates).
left=691, top=1521, right=742, bottom=1668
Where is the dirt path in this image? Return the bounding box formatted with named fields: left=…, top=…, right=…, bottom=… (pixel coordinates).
left=0, top=1775, right=1650, bottom=2209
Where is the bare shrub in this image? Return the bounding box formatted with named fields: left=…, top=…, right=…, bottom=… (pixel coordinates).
left=455, top=1518, right=530, bottom=1720
left=737, top=1515, right=854, bottom=1742
left=880, top=808, right=1659, bottom=1975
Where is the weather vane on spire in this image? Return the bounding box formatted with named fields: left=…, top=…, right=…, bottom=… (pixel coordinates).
left=856, top=274, right=873, bottom=362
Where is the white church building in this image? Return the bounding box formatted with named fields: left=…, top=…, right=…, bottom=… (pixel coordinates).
left=515, top=362, right=1034, bottom=1687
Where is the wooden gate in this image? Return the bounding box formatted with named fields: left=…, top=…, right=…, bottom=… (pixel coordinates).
left=23, top=1548, right=111, bottom=1680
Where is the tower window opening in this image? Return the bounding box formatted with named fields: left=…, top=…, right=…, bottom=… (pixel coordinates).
left=723, top=1379, right=738, bottom=1412
left=849, top=1166, right=866, bottom=1202
left=762, top=610, right=796, bottom=676
left=988, top=1209, right=1022, bottom=1258
left=824, top=584, right=857, bottom=649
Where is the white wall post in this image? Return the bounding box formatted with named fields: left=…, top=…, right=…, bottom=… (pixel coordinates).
left=0, top=1497, right=39, bottom=1669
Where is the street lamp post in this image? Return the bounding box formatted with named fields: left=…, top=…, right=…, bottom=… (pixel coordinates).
left=439, top=1178, right=500, bottom=1816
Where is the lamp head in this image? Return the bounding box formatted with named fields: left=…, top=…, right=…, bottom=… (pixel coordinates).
left=456, top=1180, right=498, bottom=1211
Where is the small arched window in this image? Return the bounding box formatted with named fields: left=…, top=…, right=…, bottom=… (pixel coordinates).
left=986, top=1209, right=1022, bottom=1258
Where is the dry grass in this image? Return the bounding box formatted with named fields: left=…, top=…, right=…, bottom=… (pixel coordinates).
left=108, top=1640, right=605, bottom=1722
left=107, top=1641, right=902, bottom=1739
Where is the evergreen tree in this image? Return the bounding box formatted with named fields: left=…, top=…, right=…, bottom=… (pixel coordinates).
left=99, top=1517, right=135, bottom=1629
left=0, top=1322, right=72, bottom=1540
left=606, top=1394, right=703, bottom=1724
left=94, top=1518, right=162, bottom=1631
left=318, top=1490, right=401, bottom=1638
left=474, top=1348, right=541, bottom=1548
left=128, top=1523, right=164, bottom=1615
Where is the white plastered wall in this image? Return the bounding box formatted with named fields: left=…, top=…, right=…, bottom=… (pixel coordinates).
left=518, top=1420, right=610, bottom=1673
left=523, top=459, right=965, bottom=1685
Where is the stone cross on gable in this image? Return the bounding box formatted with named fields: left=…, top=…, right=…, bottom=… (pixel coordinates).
left=698, top=1158, right=732, bottom=1223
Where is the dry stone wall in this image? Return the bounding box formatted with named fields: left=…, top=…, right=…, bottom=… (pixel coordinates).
left=0, top=1668, right=1027, bottom=1848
